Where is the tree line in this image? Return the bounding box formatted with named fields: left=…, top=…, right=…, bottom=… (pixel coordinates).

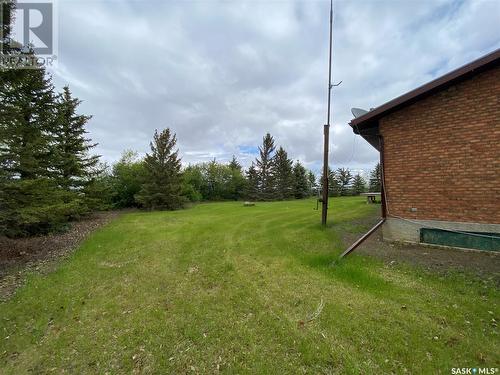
left=105, top=132, right=382, bottom=211
left=108, top=132, right=318, bottom=209
left=244, top=134, right=316, bottom=201
left=319, top=163, right=381, bottom=197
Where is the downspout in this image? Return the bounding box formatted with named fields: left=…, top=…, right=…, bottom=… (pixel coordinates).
left=339, top=218, right=385, bottom=258
left=380, top=135, right=387, bottom=219
left=339, top=134, right=386, bottom=259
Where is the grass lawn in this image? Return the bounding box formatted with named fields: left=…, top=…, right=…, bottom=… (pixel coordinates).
left=0, top=197, right=498, bottom=373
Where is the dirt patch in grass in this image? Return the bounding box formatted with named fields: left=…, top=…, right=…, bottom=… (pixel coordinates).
left=0, top=211, right=122, bottom=301
left=339, top=216, right=500, bottom=282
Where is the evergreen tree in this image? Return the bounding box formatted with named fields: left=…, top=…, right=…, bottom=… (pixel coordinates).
left=1, top=0, right=15, bottom=54
left=319, top=168, right=341, bottom=197
left=307, top=171, right=317, bottom=196
left=273, top=147, right=294, bottom=200
left=0, top=178, right=84, bottom=237
left=351, top=173, right=366, bottom=195
left=331, top=170, right=341, bottom=197
left=53, top=86, right=99, bottom=190
left=369, top=162, right=381, bottom=192
left=255, top=133, right=276, bottom=200
left=245, top=163, right=259, bottom=201
left=0, top=57, right=82, bottom=236
left=318, top=168, right=329, bottom=197
left=0, top=67, right=56, bottom=179
left=293, top=161, right=309, bottom=199
left=337, top=167, right=352, bottom=196
left=228, top=155, right=242, bottom=173
left=227, top=156, right=246, bottom=200
left=0, top=6, right=101, bottom=236
left=135, top=128, right=184, bottom=210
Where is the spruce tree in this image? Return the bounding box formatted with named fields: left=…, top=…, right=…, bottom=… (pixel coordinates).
left=351, top=173, right=366, bottom=195
left=245, top=163, right=259, bottom=201
left=0, top=6, right=93, bottom=236
left=255, top=133, right=276, bottom=200
left=228, top=156, right=245, bottom=200
left=307, top=171, right=317, bottom=196
left=228, top=155, right=242, bottom=173
left=0, top=59, right=80, bottom=236
left=330, top=170, right=342, bottom=196
left=135, top=128, right=184, bottom=210
left=337, top=167, right=352, bottom=196
left=369, top=162, right=381, bottom=192
left=319, top=168, right=341, bottom=197
left=318, top=168, right=329, bottom=197
left=293, top=161, right=309, bottom=199
left=1, top=0, right=15, bottom=54
left=53, top=86, right=98, bottom=191
left=274, top=147, right=294, bottom=200
left=0, top=178, right=85, bottom=237
left=0, top=67, right=56, bottom=179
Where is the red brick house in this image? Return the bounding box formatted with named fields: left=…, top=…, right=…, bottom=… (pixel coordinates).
left=350, top=49, right=500, bottom=251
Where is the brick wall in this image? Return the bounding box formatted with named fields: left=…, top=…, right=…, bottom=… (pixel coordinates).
left=379, top=65, right=500, bottom=224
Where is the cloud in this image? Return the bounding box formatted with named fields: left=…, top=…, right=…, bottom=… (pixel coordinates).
left=48, top=0, right=500, bottom=174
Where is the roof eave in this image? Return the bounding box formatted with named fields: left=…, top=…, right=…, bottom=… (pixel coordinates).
left=350, top=48, right=500, bottom=131
left=349, top=120, right=381, bottom=151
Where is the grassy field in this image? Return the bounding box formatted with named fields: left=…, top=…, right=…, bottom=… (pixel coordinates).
left=0, top=197, right=498, bottom=373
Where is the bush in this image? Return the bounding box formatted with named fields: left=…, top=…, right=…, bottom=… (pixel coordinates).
left=182, top=183, right=202, bottom=202
left=111, top=151, right=146, bottom=208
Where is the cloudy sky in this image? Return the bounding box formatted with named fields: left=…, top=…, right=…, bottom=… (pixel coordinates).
left=42, top=0, right=499, bottom=174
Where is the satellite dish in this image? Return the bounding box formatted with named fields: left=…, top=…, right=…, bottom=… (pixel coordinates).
left=351, top=107, right=368, bottom=118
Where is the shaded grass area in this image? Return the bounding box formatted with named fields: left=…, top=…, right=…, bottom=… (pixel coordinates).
left=0, top=197, right=498, bottom=373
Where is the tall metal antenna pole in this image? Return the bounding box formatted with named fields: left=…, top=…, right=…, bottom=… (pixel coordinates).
left=321, top=0, right=333, bottom=226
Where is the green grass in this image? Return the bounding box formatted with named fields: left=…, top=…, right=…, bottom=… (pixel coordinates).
left=1, top=197, right=498, bottom=373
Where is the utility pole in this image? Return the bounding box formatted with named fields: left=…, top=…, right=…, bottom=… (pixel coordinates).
left=321, top=0, right=333, bottom=226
